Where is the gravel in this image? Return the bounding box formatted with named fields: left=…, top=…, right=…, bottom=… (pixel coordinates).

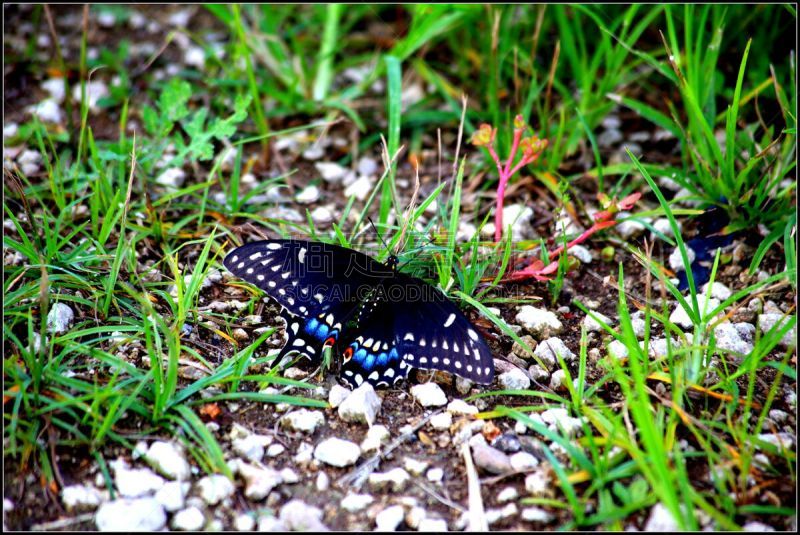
left=410, top=382, right=448, bottom=407
left=313, top=437, right=361, bottom=467
left=95, top=497, right=166, bottom=531
left=515, top=306, right=563, bottom=338
left=338, top=382, right=382, bottom=425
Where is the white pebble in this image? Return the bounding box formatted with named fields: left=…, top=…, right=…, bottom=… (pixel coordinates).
left=410, top=383, right=448, bottom=407
left=313, top=437, right=361, bottom=467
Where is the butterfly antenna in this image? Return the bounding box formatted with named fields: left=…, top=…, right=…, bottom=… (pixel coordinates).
left=368, top=217, right=392, bottom=256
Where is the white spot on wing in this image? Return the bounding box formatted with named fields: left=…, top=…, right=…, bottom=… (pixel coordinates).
left=267, top=243, right=282, bottom=250
left=444, top=313, right=456, bottom=327
left=298, top=247, right=307, bottom=264
left=468, top=329, right=479, bottom=341
left=404, top=333, right=415, bottom=342
left=249, top=252, right=262, bottom=260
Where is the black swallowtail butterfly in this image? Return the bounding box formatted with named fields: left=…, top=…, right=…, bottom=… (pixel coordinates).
left=223, top=239, right=495, bottom=389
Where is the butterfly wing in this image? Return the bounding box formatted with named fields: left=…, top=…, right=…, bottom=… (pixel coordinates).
left=224, top=239, right=392, bottom=364
left=389, top=273, right=495, bottom=384
left=338, top=293, right=410, bottom=388
left=223, top=239, right=392, bottom=319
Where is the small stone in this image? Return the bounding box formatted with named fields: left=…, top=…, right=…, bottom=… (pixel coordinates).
left=498, top=486, right=519, bottom=503
left=314, top=437, right=361, bottom=467
left=28, top=98, right=63, bottom=124
left=279, top=499, right=328, bottom=531
left=95, top=497, right=166, bottom=531
left=568, top=244, right=593, bottom=263
left=311, top=206, right=334, bottom=224
left=597, top=128, right=623, bottom=147
left=511, top=335, right=537, bottom=358
left=652, top=218, right=677, bottom=238
left=643, top=503, right=680, bottom=531
left=197, top=474, right=234, bottom=505
left=486, top=503, right=519, bottom=525
left=499, top=368, right=531, bottom=390
left=375, top=505, right=406, bottom=531
left=4, top=122, right=19, bottom=139
left=279, top=467, right=300, bottom=484
left=266, top=443, right=285, bottom=457
left=302, top=145, right=325, bottom=160
left=315, top=471, right=330, bottom=491
left=583, top=311, right=613, bottom=333
left=515, top=306, right=563, bottom=338
left=344, top=175, right=373, bottom=201
left=669, top=247, right=696, bottom=273
left=61, top=484, right=106, bottom=511
left=616, top=214, right=647, bottom=239
left=236, top=462, right=283, bottom=500
left=607, top=340, right=629, bottom=361
left=184, top=46, right=206, bottom=69
left=296, top=184, right=320, bottom=204
left=315, top=161, right=348, bottom=183
left=713, top=322, right=753, bottom=358
left=338, top=382, right=382, bottom=426
left=670, top=298, right=720, bottom=329
left=549, top=370, right=567, bottom=390
left=501, top=204, right=535, bottom=242
left=509, top=451, right=539, bottom=471
left=410, top=383, right=448, bottom=407
left=524, top=470, right=550, bottom=496
left=172, top=506, right=205, bottom=531
left=756, top=432, right=795, bottom=451
left=112, top=462, right=165, bottom=498
left=534, top=337, right=576, bottom=369
left=418, top=406, right=449, bottom=428
left=356, top=156, right=379, bottom=177
left=294, top=442, right=314, bottom=464
left=328, top=384, right=351, bottom=408
left=145, top=441, right=191, bottom=481
left=403, top=457, right=429, bottom=476
left=341, top=493, right=373, bottom=513
left=360, top=425, right=390, bottom=452
left=418, top=518, right=448, bottom=531
left=702, top=281, right=732, bottom=301
left=758, top=314, right=796, bottom=349
left=368, top=468, right=411, bottom=492
left=767, top=409, right=789, bottom=424
left=446, top=399, right=478, bottom=416
left=155, top=167, right=186, bottom=189
left=521, top=506, right=553, bottom=523
left=154, top=481, right=188, bottom=512
left=280, top=409, right=326, bottom=433
left=256, top=515, right=287, bottom=532
left=631, top=317, right=647, bottom=338
left=471, top=443, right=512, bottom=474
left=47, top=303, right=74, bottom=334
left=232, top=328, right=248, bottom=342
left=426, top=467, right=444, bottom=483
left=234, top=513, right=255, bottom=531
left=742, top=521, right=776, bottom=531
left=73, top=80, right=109, bottom=112
left=528, top=364, right=549, bottom=382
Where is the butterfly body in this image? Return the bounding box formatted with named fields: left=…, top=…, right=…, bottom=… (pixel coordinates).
left=224, top=239, right=495, bottom=388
